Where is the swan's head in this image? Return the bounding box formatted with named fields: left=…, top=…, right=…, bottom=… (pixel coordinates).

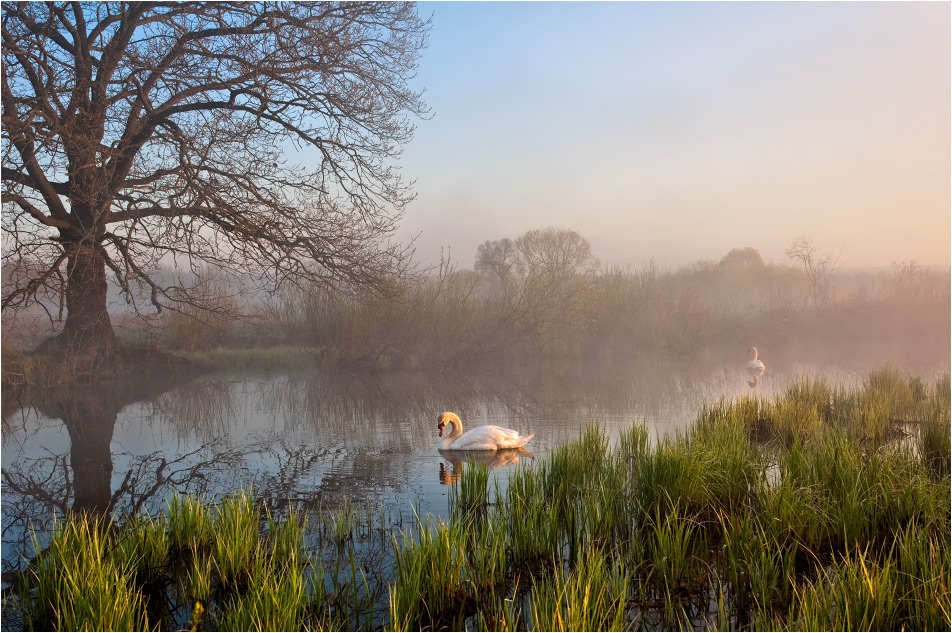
left=748, top=346, right=759, bottom=360
left=438, top=411, right=460, bottom=437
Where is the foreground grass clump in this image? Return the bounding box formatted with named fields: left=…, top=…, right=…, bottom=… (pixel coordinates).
left=23, top=516, right=150, bottom=631
left=12, top=491, right=379, bottom=631
left=9, top=370, right=950, bottom=631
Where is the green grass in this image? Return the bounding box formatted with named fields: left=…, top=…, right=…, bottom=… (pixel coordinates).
left=529, top=546, right=630, bottom=632
left=9, top=370, right=950, bottom=631
left=21, top=515, right=151, bottom=631
left=174, top=345, right=328, bottom=371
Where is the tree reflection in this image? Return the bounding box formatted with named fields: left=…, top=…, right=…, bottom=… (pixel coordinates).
left=0, top=379, right=336, bottom=576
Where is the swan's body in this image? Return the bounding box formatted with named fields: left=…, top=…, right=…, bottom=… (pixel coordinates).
left=746, top=346, right=765, bottom=387
left=437, top=412, right=534, bottom=451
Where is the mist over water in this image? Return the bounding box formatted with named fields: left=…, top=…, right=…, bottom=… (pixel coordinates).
left=3, top=346, right=948, bottom=575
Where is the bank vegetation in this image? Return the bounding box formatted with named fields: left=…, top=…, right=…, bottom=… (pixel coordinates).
left=3, top=230, right=950, bottom=383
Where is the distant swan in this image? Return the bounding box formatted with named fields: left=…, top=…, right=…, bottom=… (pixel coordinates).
left=437, top=412, right=534, bottom=451
left=747, top=346, right=765, bottom=387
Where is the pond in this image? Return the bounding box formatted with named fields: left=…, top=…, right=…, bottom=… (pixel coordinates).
left=7, top=351, right=943, bottom=584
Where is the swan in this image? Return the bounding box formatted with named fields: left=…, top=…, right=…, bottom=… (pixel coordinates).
left=437, top=412, right=534, bottom=451
left=746, top=346, right=765, bottom=387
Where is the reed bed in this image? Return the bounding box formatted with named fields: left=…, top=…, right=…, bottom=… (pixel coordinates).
left=10, top=490, right=384, bottom=631
left=8, top=371, right=950, bottom=631
left=388, top=370, right=950, bottom=632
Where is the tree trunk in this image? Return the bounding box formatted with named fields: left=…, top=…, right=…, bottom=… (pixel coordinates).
left=59, top=240, right=117, bottom=373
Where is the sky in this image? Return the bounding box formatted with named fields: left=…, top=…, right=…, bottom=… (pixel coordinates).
left=394, top=1, right=951, bottom=270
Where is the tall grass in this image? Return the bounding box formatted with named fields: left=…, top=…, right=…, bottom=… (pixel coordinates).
left=389, top=515, right=469, bottom=630
left=12, top=491, right=377, bottom=631
left=383, top=370, right=950, bottom=631
left=529, top=546, right=630, bottom=632
left=22, top=515, right=150, bottom=631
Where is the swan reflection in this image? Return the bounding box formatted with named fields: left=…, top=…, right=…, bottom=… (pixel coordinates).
left=438, top=448, right=534, bottom=485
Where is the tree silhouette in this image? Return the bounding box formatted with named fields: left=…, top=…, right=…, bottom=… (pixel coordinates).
left=2, top=2, right=429, bottom=370
left=785, top=236, right=842, bottom=312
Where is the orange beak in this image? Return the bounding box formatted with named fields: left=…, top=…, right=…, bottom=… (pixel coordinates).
left=438, top=421, right=444, bottom=437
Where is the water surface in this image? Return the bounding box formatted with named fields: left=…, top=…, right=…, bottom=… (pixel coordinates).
left=2, top=354, right=944, bottom=576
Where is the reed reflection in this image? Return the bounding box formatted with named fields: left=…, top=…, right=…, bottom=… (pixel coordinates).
left=437, top=448, right=534, bottom=485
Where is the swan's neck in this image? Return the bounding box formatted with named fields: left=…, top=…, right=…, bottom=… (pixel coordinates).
left=750, top=347, right=759, bottom=361
left=441, top=420, right=463, bottom=449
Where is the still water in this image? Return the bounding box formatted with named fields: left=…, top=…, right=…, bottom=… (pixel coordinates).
left=0, top=354, right=944, bottom=576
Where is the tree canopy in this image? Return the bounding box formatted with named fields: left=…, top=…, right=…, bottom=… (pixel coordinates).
left=1, top=1, right=429, bottom=368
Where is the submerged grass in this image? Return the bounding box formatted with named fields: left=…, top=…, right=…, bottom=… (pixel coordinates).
left=9, top=370, right=950, bottom=631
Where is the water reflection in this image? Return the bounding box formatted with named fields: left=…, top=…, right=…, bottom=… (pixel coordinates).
left=4, top=378, right=182, bottom=517
left=437, top=448, right=534, bottom=485
left=4, top=354, right=945, bottom=580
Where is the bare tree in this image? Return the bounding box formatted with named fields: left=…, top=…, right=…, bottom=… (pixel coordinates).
left=1, top=2, right=429, bottom=370
left=509, top=227, right=597, bottom=347
left=474, top=238, right=517, bottom=287
left=785, top=236, right=842, bottom=312
left=514, top=227, right=596, bottom=278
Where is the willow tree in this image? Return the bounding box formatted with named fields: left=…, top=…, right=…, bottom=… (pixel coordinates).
left=1, top=2, right=428, bottom=369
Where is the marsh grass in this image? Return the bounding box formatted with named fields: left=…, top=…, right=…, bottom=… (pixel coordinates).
left=12, top=490, right=380, bottom=632
left=22, top=515, right=150, bottom=632
left=389, top=515, right=470, bottom=630
left=10, top=370, right=950, bottom=631
left=167, top=493, right=212, bottom=554
left=529, top=546, right=630, bottom=632
left=384, top=371, right=949, bottom=632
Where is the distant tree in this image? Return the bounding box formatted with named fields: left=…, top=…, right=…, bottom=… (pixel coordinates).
left=514, top=227, right=596, bottom=278
left=1, top=2, right=429, bottom=370
left=785, top=237, right=842, bottom=311
left=719, top=247, right=765, bottom=270
left=474, top=238, right=518, bottom=287
left=510, top=227, right=596, bottom=345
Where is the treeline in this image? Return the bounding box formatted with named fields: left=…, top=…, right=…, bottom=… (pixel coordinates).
left=150, top=228, right=949, bottom=371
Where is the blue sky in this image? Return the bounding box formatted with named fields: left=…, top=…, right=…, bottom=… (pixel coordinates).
left=396, top=1, right=950, bottom=269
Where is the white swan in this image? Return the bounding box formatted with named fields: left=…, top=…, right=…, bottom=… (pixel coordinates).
left=437, top=412, right=534, bottom=451
left=746, top=346, right=765, bottom=387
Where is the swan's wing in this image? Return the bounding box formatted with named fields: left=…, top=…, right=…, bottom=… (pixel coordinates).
left=502, top=432, right=534, bottom=449
left=453, top=425, right=534, bottom=450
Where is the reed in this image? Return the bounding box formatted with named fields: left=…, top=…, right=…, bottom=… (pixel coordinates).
left=528, top=546, right=630, bottom=632
left=450, top=461, right=491, bottom=526
left=388, top=515, right=469, bottom=631
left=212, top=490, right=260, bottom=590
left=792, top=546, right=902, bottom=631
left=216, top=551, right=309, bottom=631
left=646, top=503, right=701, bottom=588
left=176, top=345, right=326, bottom=370
left=21, top=515, right=150, bottom=631
left=167, top=493, right=213, bottom=554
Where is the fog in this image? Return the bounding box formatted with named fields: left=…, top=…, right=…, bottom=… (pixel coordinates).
left=3, top=3, right=949, bottom=373
left=397, top=2, right=950, bottom=270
